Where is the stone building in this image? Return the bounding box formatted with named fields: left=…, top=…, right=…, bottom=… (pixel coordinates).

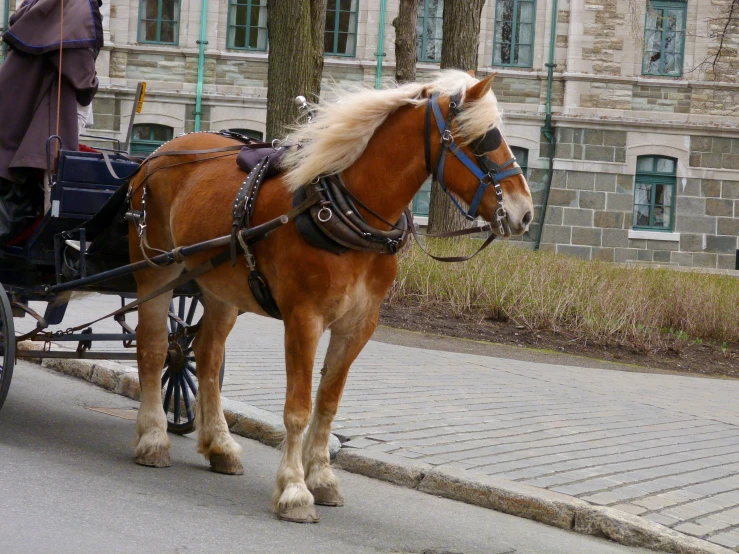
left=1, top=0, right=737, bottom=269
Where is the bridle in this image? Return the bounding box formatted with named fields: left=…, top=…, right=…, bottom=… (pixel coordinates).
left=424, top=92, right=523, bottom=235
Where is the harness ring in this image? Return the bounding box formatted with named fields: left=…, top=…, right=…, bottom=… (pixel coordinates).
left=317, top=207, right=333, bottom=223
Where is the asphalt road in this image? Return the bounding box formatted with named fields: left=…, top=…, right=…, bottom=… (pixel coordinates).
left=0, top=361, right=653, bottom=554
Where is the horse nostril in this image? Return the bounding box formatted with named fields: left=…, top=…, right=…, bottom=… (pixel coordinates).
left=521, top=210, right=533, bottom=227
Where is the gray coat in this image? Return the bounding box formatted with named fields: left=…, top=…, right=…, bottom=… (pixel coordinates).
left=0, top=0, right=102, bottom=184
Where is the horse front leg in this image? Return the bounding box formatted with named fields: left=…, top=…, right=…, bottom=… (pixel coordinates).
left=303, top=310, right=378, bottom=507
left=134, top=268, right=180, bottom=468
left=193, top=291, right=242, bottom=474
left=273, top=310, right=323, bottom=523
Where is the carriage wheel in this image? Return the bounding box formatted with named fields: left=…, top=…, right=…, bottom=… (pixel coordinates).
left=0, top=284, right=15, bottom=412
left=161, top=296, right=224, bottom=435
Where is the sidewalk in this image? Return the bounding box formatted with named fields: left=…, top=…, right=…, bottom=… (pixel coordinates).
left=20, top=294, right=739, bottom=552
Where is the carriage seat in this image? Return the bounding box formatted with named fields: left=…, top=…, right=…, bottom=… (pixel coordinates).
left=236, top=146, right=285, bottom=178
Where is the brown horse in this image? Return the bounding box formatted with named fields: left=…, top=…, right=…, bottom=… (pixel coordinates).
left=128, top=71, right=533, bottom=523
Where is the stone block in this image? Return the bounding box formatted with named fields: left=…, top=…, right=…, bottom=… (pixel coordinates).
left=615, top=248, right=639, bottom=262
left=676, top=196, right=706, bottom=215
left=701, top=153, right=723, bottom=168
left=557, top=128, right=573, bottom=143
left=579, top=191, right=606, bottom=210
left=701, top=180, right=721, bottom=198
left=616, top=174, right=634, bottom=193
left=718, top=217, right=739, bottom=235
left=549, top=188, right=578, bottom=207
left=628, top=238, right=647, bottom=249
left=614, top=148, right=626, bottom=163
left=637, top=249, right=653, bottom=261
left=723, top=181, right=739, bottom=199
left=563, top=208, right=593, bottom=226
left=713, top=137, right=732, bottom=154
left=567, top=172, right=596, bottom=191
left=680, top=178, right=700, bottom=196
left=573, top=144, right=583, bottom=159
left=653, top=250, right=671, bottom=263
left=722, top=154, right=739, bottom=170
left=572, top=227, right=602, bottom=246
left=594, top=211, right=624, bottom=229
left=603, top=131, right=627, bottom=147
left=573, top=129, right=583, bottom=143
left=602, top=228, right=628, bottom=247
left=689, top=153, right=701, bottom=167
left=671, top=252, right=693, bottom=266
left=555, top=143, right=573, bottom=158
left=606, top=193, right=633, bottom=212
left=706, top=198, right=734, bottom=217
left=647, top=240, right=678, bottom=251
left=541, top=225, right=572, bottom=244
left=592, top=247, right=615, bottom=262
left=680, top=233, right=704, bottom=253
left=706, top=235, right=737, bottom=253
left=595, top=173, right=617, bottom=192
left=584, top=145, right=615, bottom=162
left=676, top=216, right=716, bottom=234
left=692, top=253, right=718, bottom=268
left=690, top=136, right=712, bottom=152
left=544, top=206, right=564, bottom=225
left=552, top=170, right=567, bottom=188
left=583, top=129, right=604, bottom=145
left=557, top=245, right=591, bottom=260
left=718, top=254, right=738, bottom=270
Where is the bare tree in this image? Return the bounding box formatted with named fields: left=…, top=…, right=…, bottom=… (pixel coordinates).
left=427, top=0, right=486, bottom=234
left=393, top=0, right=420, bottom=84
left=266, top=0, right=327, bottom=141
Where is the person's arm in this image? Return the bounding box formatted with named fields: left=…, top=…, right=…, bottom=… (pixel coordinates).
left=49, top=47, right=99, bottom=106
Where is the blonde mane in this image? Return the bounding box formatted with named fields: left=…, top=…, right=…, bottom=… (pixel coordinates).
left=280, top=70, right=502, bottom=191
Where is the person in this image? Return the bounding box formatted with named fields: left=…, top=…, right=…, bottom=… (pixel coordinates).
left=0, top=0, right=103, bottom=246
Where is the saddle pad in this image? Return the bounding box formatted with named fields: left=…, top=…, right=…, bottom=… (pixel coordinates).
left=236, top=147, right=285, bottom=178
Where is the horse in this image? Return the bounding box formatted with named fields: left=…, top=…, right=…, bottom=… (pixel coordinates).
left=127, top=70, right=534, bottom=523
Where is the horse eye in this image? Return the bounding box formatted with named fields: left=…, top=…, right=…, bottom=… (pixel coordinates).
left=472, top=128, right=502, bottom=154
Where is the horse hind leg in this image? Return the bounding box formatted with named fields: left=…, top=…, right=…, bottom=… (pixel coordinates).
left=303, top=310, right=378, bottom=507
left=192, top=291, right=243, bottom=475
left=273, top=310, right=324, bottom=523
left=134, top=268, right=180, bottom=468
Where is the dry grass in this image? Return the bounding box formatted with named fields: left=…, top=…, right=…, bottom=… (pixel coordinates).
left=387, top=240, right=739, bottom=352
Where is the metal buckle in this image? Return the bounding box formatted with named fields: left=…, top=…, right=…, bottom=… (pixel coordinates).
left=441, top=129, right=453, bottom=146
left=317, top=207, right=333, bottom=222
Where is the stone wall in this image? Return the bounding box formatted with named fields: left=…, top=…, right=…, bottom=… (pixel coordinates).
left=542, top=127, right=626, bottom=164
left=690, top=136, right=739, bottom=170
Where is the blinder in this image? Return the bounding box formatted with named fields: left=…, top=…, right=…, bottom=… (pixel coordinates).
left=424, top=92, right=523, bottom=234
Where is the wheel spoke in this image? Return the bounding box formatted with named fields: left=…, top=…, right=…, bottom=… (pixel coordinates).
left=161, top=370, right=171, bottom=390
left=185, top=362, right=197, bottom=377
left=178, top=297, right=186, bottom=323
left=180, top=373, right=194, bottom=422
left=183, top=368, right=198, bottom=396
left=186, top=297, right=198, bottom=324
left=162, top=372, right=175, bottom=414
left=173, top=376, right=181, bottom=423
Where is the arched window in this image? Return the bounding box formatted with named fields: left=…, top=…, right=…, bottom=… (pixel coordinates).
left=227, top=0, right=268, bottom=51
left=417, top=0, right=444, bottom=63
left=130, top=124, right=173, bottom=156
left=633, top=155, right=677, bottom=231
left=493, top=0, right=536, bottom=68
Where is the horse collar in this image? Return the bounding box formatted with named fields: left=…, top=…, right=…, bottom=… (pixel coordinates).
left=424, top=92, right=522, bottom=235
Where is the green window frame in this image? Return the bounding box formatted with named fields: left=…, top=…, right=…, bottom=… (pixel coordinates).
left=492, top=0, right=536, bottom=68
left=130, top=124, right=173, bottom=156
left=510, top=146, right=528, bottom=178
left=227, top=0, right=268, bottom=51
left=138, top=0, right=181, bottom=45
left=416, top=0, right=444, bottom=63
left=325, top=0, right=358, bottom=57
left=642, top=0, right=687, bottom=77
left=633, top=155, right=676, bottom=231
left=412, top=178, right=432, bottom=218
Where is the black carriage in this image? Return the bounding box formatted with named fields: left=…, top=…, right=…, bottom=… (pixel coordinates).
left=0, top=145, right=226, bottom=434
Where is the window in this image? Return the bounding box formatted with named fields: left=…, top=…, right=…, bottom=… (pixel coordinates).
left=642, top=1, right=686, bottom=76
left=510, top=146, right=528, bottom=178
left=227, top=0, right=268, bottom=51
left=130, top=124, right=173, bottom=156
left=229, top=128, right=264, bottom=141
left=138, top=0, right=180, bottom=45
left=325, top=0, right=358, bottom=57
left=417, top=0, right=444, bottom=63
left=633, top=156, right=676, bottom=231
left=413, top=178, right=432, bottom=218
left=493, top=0, right=535, bottom=68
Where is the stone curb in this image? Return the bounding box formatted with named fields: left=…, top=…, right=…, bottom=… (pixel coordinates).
left=334, top=450, right=733, bottom=554
left=20, top=344, right=731, bottom=553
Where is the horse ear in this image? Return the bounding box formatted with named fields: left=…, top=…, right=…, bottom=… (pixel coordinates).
left=466, top=74, right=496, bottom=102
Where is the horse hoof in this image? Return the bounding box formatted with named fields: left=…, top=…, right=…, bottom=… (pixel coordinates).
left=311, top=486, right=344, bottom=507
left=210, top=453, right=244, bottom=475
left=135, top=450, right=171, bottom=468
left=278, top=505, right=320, bottom=523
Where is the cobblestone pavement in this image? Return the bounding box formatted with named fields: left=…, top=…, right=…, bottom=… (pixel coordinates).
left=19, top=294, right=739, bottom=551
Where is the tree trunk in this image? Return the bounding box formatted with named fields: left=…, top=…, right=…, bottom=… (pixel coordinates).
left=393, top=0, right=419, bottom=84
left=427, top=0, right=486, bottom=233
left=266, top=0, right=327, bottom=141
